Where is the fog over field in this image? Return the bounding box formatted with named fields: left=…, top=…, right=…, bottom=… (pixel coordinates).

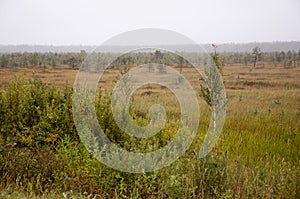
left=1, top=0, right=300, bottom=46
left=1, top=41, right=300, bottom=53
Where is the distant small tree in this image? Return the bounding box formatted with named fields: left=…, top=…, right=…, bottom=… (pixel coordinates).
left=30, top=53, right=39, bottom=67
left=292, top=50, right=296, bottom=68
left=278, top=51, right=286, bottom=64
left=154, top=50, right=163, bottom=63
left=0, top=54, right=9, bottom=68
left=285, top=50, right=293, bottom=68
left=252, top=46, right=261, bottom=68
left=68, top=57, right=76, bottom=69
left=51, top=58, right=56, bottom=68
left=243, top=54, right=249, bottom=66
left=178, top=55, right=184, bottom=74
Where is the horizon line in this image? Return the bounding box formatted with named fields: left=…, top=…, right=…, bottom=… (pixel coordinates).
left=1, top=41, right=300, bottom=47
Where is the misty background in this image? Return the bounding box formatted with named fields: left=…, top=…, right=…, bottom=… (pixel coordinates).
left=0, top=0, right=299, bottom=48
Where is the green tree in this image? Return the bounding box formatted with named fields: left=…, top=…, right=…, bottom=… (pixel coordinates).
left=179, top=55, right=184, bottom=74
left=68, top=56, right=77, bottom=69
left=252, top=46, right=261, bottom=68
left=0, top=54, right=9, bottom=68
left=278, top=51, right=286, bottom=63
left=200, top=44, right=224, bottom=107
left=199, top=44, right=226, bottom=140
left=154, top=50, right=163, bottom=63
left=30, top=53, right=39, bottom=67
left=285, top=50, right=293, bottom=68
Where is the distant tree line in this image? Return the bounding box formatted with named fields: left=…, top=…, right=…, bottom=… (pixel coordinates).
left=1, top=49, right=300, bottom=70
left=219, top=50, right=300, bottom=68
left=0, top=51, right=87, bottom=69
left=0, top=50, right=190, bottom=70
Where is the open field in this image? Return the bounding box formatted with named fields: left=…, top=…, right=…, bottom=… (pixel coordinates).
left=1, top=63, right=300, bottom=89
left=0, top=63, right=300, bottom=198
left=1, top=64, right=300, bottom=115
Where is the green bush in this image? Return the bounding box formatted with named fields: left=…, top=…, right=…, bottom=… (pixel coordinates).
left=0, top=78, right=77, bottom=148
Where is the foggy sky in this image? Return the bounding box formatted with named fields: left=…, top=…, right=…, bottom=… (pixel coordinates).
left=0, top=0, right=299, bottom=45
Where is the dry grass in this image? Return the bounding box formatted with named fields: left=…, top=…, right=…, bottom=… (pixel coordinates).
left=0, top=67, right=78, bottom=87
left=2, top=64, right=299, bottom=88
left=2, top=64, right=299, bottom=113
left=0, top=64, right=299, bottom=198
left=1, top=65, right=299, bottom=116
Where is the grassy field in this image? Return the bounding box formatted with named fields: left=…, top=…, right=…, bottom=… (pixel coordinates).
left=0, top=63, right=299, bottom=198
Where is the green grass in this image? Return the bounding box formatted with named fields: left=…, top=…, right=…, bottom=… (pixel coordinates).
left=0, top=78, right=299, bottom=198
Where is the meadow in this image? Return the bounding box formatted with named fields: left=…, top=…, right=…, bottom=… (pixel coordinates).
left=0, top=59, right=299, bottom=198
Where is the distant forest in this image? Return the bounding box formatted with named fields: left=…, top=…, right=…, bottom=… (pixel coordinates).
left=1, top=41, right=300, bottom=53
left=1, top=48, right=299, bottom=70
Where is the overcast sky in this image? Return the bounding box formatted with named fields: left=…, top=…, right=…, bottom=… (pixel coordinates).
left=0, top=0, right=299, bottom=45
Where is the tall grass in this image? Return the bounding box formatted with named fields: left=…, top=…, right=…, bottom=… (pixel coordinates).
left=0, top=78, right=299, bottom=198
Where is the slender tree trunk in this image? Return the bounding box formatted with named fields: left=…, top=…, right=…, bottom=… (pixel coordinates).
left=212, top=91, right=217, bottom=133
left=253, top=55, right=257, bottom=68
